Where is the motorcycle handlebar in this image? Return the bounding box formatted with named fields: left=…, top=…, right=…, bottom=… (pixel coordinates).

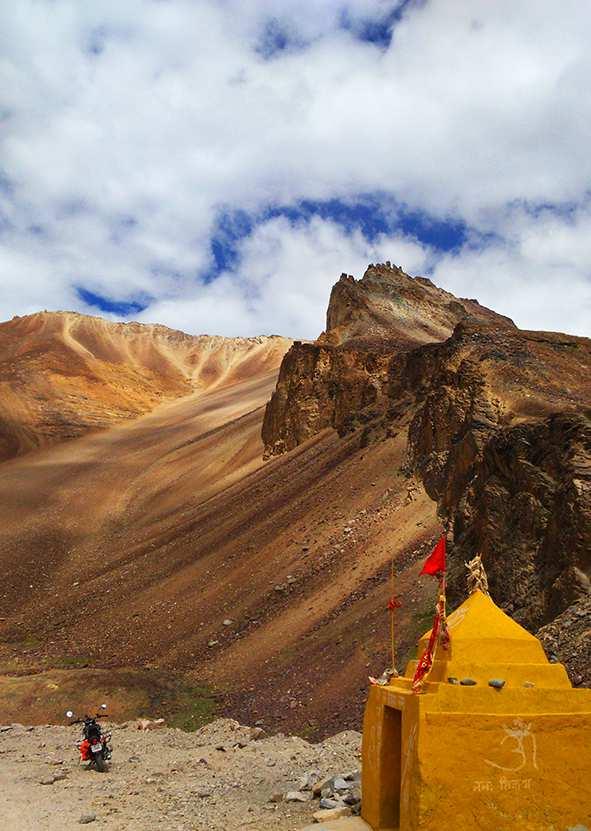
left=67, top=712, right=109, bottom=724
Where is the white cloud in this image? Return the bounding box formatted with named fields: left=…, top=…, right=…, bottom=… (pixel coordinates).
left=0, top=0, right=590, bottom=336
left=433, top=204, right=591, bottom=336
left=139, top=215, right=432, bottom=338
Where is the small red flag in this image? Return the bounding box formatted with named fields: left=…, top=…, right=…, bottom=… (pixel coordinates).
left=420, top=535, right=446, bottom=576
left=387, top=596, right=402, bottom=612
left=412, top=609, right=441, bottom=692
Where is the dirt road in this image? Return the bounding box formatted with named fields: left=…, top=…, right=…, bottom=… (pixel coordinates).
left=0, top=719, right=361, bottom=830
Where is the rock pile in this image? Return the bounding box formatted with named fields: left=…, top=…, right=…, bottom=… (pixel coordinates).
left=290, top=769, right=362, bottom=823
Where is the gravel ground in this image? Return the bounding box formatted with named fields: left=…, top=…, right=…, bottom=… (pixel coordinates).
left=0, top=718, right=361, bottom=830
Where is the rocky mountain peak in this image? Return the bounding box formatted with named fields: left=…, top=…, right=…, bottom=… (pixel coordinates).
left=263, top=264, right=516, bottom=458
left=319, top=262, right=513, bottom=348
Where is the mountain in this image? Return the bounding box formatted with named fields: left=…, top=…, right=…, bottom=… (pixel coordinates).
left=0, top=311, right=289, bottom=462
left=1, top=268, right=589, bottom=739
left=321, top=263, right=510, bottom=348
left=263, top=264, right=513, bottom=456
left=0, top=305, right=441, bottom=737
left=263, top=263, right=591, bottom=686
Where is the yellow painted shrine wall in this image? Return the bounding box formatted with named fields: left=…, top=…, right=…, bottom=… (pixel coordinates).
left=361, top=591, right=591, bottom=830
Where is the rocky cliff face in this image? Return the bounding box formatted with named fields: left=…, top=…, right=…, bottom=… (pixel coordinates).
left=261, top=342, right=392, bottom=456
left=263, top=264, right=591, bottom=684
left=393, top=319, right=591, bottom=635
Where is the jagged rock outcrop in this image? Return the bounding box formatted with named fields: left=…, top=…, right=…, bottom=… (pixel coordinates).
left=263, top=264, right=510, bottom=457
left=262, top=342, right=391, bottom=456
left=263, top=264, right=591, bottom=683
left=392, top=320, right=591, bottom=635
left=320, top=264, right=506, bottom=347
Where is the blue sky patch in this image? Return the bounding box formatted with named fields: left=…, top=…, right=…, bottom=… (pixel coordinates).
left=256, top=18, right=305, bottom=59
left=76, top=287, right=149, bottom=316
left=268, top=196, right=467, bottom=250
left=197, top=195, right=467, bottom=288
left=507, top=196, right=586, bottom=223
left=395, top=206, right=466, bottom=251
left=256, top=2, right=420, bottom=58
left=209, top=209, right=253, bottom=276
left=339, top=0, right=421, bottom=48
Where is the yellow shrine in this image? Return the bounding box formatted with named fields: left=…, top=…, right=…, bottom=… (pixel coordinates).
left=361, top=589, right=591, bottom=831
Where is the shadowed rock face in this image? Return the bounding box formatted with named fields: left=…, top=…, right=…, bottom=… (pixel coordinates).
left=394, top=320, right=591, bottom=635
left=262, top=342, right=392, bottom=457
left=263, top=264, right=591, bottom=684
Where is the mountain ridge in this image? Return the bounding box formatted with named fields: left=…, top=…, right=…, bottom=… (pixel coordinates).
left=0, top=310, right=290, bottom=462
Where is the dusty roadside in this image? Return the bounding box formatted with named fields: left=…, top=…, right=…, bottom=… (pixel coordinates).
left=0, top=718, right=361, bottom=830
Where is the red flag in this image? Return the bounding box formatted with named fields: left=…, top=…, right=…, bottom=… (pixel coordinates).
left=412, top=575, right=450, bottom=693
left=412, top=609, right=441, bottom=692
left=387, top=596, right=402, bottom=612
left=420, top=535, right=446, bottom=576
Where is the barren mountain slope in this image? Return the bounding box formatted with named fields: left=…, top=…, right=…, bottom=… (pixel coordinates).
left=263, top=264, right=591, bottom=685
left=0, top=363, right=439, bottom=736
left=0, top=310, right=289, bottom=461
left=0, top=306, right=437, bottom=736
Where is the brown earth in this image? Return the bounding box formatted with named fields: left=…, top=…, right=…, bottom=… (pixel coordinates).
left=0, top=667, right=217, bottom=731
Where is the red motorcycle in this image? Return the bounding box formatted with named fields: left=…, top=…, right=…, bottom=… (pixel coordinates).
left=66, top=704, right=112, bottom=772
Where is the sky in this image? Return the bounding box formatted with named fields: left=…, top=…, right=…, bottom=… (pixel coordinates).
left=1, top=0, right=590, bottom=338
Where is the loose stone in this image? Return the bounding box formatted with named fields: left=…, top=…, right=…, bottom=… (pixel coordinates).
left=285, top=790, right=310, bottom=802
left=312, top=806, right=352, bottom=822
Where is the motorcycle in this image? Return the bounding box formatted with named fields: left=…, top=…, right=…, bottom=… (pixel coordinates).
left=66, top=704, right=112, bottom=772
